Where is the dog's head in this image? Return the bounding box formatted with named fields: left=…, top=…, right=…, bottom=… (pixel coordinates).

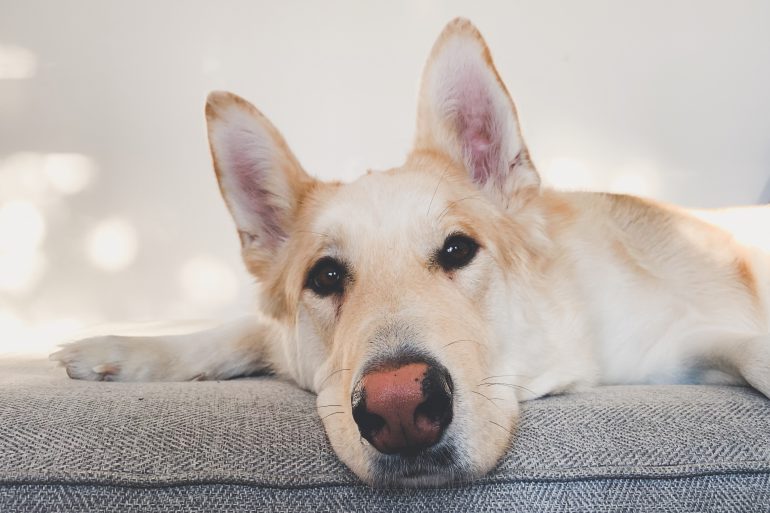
left=205, top=19, right=549, bottom=486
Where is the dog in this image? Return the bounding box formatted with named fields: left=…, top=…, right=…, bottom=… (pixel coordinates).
left=51, top=18, right=770, bottom=487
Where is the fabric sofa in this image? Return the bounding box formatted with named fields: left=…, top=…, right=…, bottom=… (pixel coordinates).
left=1, top=358, right=769, bottom=512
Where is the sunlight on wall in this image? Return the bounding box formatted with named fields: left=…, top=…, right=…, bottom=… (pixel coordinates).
left=86, top=218, right=138, bottom=272
left=179, top=255, right=239, bottom=308
left=0, top=251, right=46, bottom=294
left=690, top=207, right=770, bottom=251
left=541, top=157, right=599, bottom=191
left=608, top=163, right=661, bottom=198
left=0, top=201, right=45, bottom=252
left=0, top=308, right=84, bottom=356
left=0, top=201, right=47, bottom=293
left=0, top=153, right=47, bottom=201
left=0, top=309, right=24, bottom=347
left=44, top=153, right=95, bottom=195
left=0, top=44, right=37, bottom=80
left=0, top=152, right=97, bottom=295
left=0, top=152, right=96, bottom=202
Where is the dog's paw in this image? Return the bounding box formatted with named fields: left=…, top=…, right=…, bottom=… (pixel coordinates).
left=49, top=335, right=171, bottom=382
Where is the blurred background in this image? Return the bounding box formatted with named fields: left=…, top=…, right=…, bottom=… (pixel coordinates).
left=1, top=1, right=769, bottom=356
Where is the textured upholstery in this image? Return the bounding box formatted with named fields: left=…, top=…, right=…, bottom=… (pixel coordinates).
left=2, top=358, right=770, bottom=512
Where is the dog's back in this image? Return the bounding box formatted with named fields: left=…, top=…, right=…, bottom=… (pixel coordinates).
left=540, top=190, right=769, bottom=385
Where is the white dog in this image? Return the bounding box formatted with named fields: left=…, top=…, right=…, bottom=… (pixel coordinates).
left=52, top=18, right=770, bottom=487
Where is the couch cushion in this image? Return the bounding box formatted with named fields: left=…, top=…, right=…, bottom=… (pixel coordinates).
left=1, top=358, right=769, bottom=512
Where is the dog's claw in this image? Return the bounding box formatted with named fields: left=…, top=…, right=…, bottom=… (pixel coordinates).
left=92, top=363, right=119, bottom=375
left=91, top=363, right=120, bottom=381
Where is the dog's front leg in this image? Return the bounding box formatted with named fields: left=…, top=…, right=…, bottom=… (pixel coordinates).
left=49, top=315, right=280, bottom=382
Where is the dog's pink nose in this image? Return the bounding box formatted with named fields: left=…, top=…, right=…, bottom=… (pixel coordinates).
left=351, top=362, right=453, bottom=455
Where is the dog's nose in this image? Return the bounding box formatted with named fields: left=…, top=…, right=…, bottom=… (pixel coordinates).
left=351, top=361, right=453, bottom=455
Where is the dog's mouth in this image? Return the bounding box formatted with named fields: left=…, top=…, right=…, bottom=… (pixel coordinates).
left=366, top=432, right=473, bottom=487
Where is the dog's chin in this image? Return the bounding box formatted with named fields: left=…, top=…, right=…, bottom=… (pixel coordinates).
left=365, top=433, right=477, bottom=488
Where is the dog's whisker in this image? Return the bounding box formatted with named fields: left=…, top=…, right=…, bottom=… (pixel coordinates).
left=436, top=194, right=484, bottom=222
left=295, top=229, right=331, bottom=238
left=296, top=407, right=330, bottom=415
left=487, top=419, right=516, bottom=436
left=318, top=368, right=351, bottom=388
left=298, top=404, right=341, bottom=412
left=480, top=373, right=533, bottom=381
left=443, top=339, right=484, bottom=349
left=478, top=382, right=536, bottom=395
left=426, top=164, right=451, bottom=217
left=319, top=411, right=345, bottom=421
left=470, top=390, right=502, bottom=410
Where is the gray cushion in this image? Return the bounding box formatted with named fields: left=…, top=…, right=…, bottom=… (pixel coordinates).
left=1, top=358, right=769, bottom=512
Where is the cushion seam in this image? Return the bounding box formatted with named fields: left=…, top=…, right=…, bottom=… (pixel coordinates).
left=1, top=461, right=769, bottom=488
left=1, top=468, right=769, bottom=491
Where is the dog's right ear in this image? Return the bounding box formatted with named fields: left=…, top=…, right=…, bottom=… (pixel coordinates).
left=412, top=19, right=540, bottom=209
left=206, top=91, right=315, bottom=272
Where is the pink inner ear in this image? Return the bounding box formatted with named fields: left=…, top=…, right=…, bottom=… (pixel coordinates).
left=453, top=74, right=504, bottom=186
left=230, top=140, right=286, bottom=248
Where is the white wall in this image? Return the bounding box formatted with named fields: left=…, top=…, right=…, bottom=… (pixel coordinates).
left=1, top=0, right=769, bottom=354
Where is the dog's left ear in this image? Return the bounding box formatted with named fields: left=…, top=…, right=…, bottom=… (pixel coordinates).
left=412, top=18, right=540, bottom=207
left=205, top=91, right=316, bottom=275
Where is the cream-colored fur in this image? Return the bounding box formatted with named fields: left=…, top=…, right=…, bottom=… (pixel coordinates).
left=51, top=18, right=770, bottom=487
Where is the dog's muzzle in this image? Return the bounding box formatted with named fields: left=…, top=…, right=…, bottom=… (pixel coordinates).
left=351, top=360, right=453, bottom=456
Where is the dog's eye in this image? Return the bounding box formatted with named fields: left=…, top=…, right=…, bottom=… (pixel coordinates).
left=306, top=257, right=347, bottom=296
left=438, top=234, right=479, bottom=271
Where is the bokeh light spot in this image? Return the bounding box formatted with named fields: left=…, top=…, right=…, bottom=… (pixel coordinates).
left=0, top=44, right=37, bottom=80
left=44, top=153, right=96, bottom=195
left=0, top=200, right=46, bottom=252
left=86, top=218, right=138, bottom=272
left=0, top=201, right=47, bottom=294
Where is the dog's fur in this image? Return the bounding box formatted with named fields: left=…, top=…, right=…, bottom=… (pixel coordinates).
left=51, top=19, right=770, bottom=487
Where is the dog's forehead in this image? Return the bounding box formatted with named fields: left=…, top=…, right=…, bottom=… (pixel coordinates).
left=310, top=169, right=457, bottom=253
left=316, top=170, right=444, bottom=228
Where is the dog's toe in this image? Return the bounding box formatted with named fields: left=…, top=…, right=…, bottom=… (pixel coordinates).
left=50, top=337, right=130, bottom=381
